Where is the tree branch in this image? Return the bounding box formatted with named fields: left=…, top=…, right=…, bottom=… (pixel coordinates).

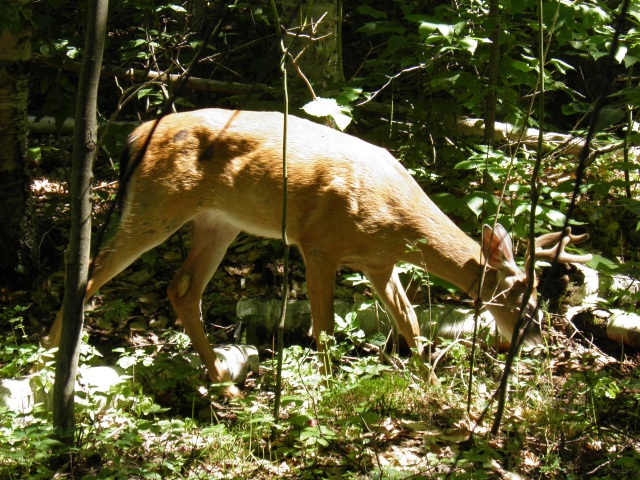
left=31, top=53, right=274, bottom=96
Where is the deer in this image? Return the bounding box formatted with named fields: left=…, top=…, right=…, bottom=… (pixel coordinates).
left=42, top=108, right=592, bottom=399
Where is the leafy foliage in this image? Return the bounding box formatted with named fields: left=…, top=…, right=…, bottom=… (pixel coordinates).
left=2, top=307, right=640, bottom=478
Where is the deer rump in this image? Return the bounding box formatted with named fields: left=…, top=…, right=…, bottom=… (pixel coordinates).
left=44, top=108, right=591, bottom=398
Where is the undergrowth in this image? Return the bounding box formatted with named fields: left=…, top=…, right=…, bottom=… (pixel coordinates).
left=0, top=305, right=639, bottom=479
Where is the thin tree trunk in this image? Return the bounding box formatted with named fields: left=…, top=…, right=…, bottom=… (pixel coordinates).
left=52, top=0, right=109, bottom=444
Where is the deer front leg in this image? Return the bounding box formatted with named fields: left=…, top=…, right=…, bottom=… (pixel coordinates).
left=365, top=267, right=427, bottom=363
left=302, top=250, right=339, bottom=377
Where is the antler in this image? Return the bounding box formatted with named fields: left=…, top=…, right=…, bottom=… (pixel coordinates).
left=525, top=227, right=593, bottom=274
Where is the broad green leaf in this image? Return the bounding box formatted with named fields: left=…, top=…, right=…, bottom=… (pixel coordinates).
left=357, top=21, right=405, bottom=35
left=302, top=97, right=339, bottom=117
left=430, top=192, right=462, bottom=214
left=465, top=195, right=485, bottom=217
left=588, top=254, right=617, bottom=272
left=594, top=108, right=624, bottom=131
left=464, top=193, right=498, bottom=218
left=514, top=203, right=530, bottom=217
left=615, top=44, right=628, bottom=64
left=302, top=98, right=353, bottom=131
left=624, top=54, right=639, bottom=69
left=430, top=72, right=461, bottom=88
left=157, top=4, right=186, bottom=13
left=419, top=22, right=454, bottom=38
left=336, top=87, right=362, bottom=104
left=27, top=147, right=41, bottom=164
left=385, top=35, right=408, bottom=55
left=454, top=159, right=482, bottom=170
left=137, top=87, right=154, bottom=99
left=562, top=102, right=592, bottom=115
left=610, top=162, right=638, bottom=170
left=357, top=5, right=387, bottom=20
left=545, top=209, right=566, bottom=225
left=621, top=198, right=640, bottom=216
left=460, top=37, right=478, bottom=55
left=512, top=60, right=534, bottom=73
left=548, top=58, right=575, bottom=74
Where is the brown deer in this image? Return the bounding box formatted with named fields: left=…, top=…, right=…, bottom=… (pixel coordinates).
left=43, top=109, right=592, bottom=398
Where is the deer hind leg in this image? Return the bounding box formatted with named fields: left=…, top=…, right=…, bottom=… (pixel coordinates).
left=166, top=212, right=241, bottom=398
left=364, top=267, right=426, bottom=362
left=300, top=250, right=339, bottom=376
left=42, top=214, right=180, bottom=350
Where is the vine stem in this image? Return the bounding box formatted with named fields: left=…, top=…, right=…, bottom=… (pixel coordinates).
left=270, top=0, right=290, bottom=421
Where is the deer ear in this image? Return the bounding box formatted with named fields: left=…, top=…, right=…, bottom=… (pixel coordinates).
left=482, top=224, right=518, bottom=272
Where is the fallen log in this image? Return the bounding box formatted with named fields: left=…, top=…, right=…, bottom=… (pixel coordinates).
left=452, top=116, right=640, bottom=160
left=453, top=117, right=584, bottom=154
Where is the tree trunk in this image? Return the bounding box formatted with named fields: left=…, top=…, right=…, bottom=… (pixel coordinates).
left=0, top=0, right=31, bottom=284
left=52, top=0, right=109, bottom=444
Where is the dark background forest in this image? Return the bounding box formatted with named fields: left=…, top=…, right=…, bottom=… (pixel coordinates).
left=1, top=0, right=639, bottom=478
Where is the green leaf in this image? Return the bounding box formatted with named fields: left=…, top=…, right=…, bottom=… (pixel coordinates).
left=291, top=414, right=314, bottom=427
left=615, top=44, right=628, bottom=64
left=418, top=22, right=454, bottom=39
left=460, top=37, right=478, bottom=55
left=589, top=254, right=618, bottom=272
left=545, top=208, right=566, bottom=225
left=511, top=60, right=534, bottom=73
left=624, top=55, right=639, bottom=69
left=562, top=102, right=592, bottom=116
left=357, top=5, right=387, bottom=20
left=548, top=58, right=575, bottom=74
left=302, top=98, right=352, bottom=131
left=336, top=87, right=362, bottom=104
left=385, top=35, right=408, bottom=55
left=156, top=4, right=186, bottom=13
left=594, top=108, right=624, bottom=131
left=27, top=147, right=42, bottom=164
left=610, top=162, right=638, bottom=171
left=621, top=198, right=640, bottom=216
left=465, top=196, right=485, bottom=218
left=357, top=21, right=405, bottom=35
left=430, top=72, right=461, bottom=88
left=302, top=97, right=338, bottom=117
left=137, top=87, right=155, bottom=100
left=454, top=158, right=482, bottom=170
left=430, top=192, right=462, bottom=214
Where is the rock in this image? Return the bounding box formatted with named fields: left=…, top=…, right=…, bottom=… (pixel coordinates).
left=0, top=376, right=35, bottom=413
left=0, top=366, right=124, bottom=415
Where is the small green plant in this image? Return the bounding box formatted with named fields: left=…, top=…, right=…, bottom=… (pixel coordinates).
left=0, top=306, right=43, bottom=377
left=93, top=298, right=135, bottom=330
